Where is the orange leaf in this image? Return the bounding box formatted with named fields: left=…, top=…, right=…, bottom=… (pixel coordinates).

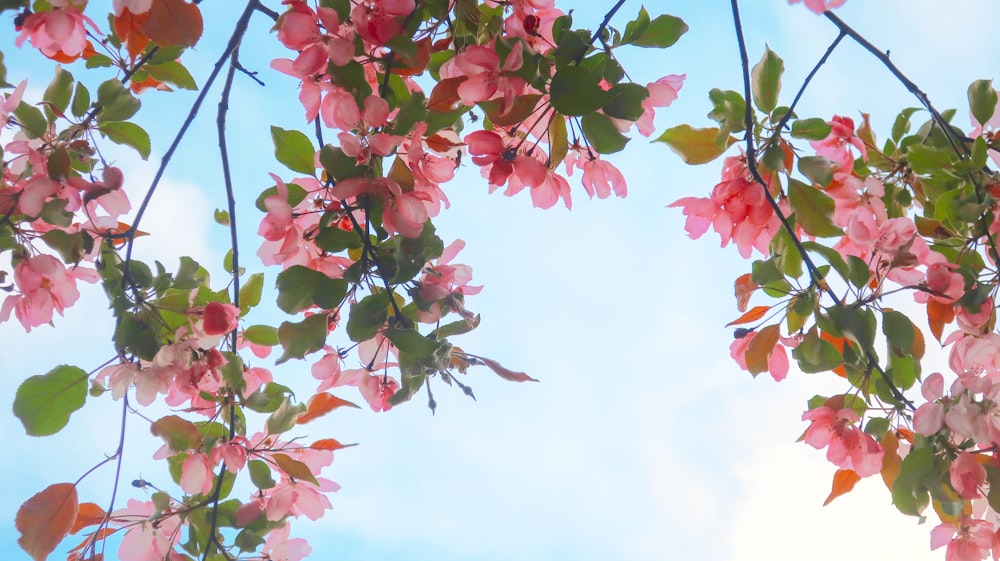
left=311, top=438, right=357, bottom=451
left=296, top=393, right=360, bottom=425
left=820, top=330, right=850, bottom=378
left=142, top=0, right=203, bottom=48
left=744, top=324, right=780, bottom=375
left=113, top=8, right=151, bottom=59
left=272, top=453, right=318, bottom=486
left=823, top=469, right=861, bottom=506
left=725, top=305, right=771, bottom=327
left=17, top=483, right=78, bottom=561
left=70, top=502, right=106, bottom=535
left=428, top=77, right=465, bottom=112
left=927, top=300, right=955, bottom=342
left=478, top=356, right=537, bottom=383
left=879, top=431, right=902, bottom=492
left=734, top=273, right=757, bottom=312
left=425, top=133, right=464, bottom=153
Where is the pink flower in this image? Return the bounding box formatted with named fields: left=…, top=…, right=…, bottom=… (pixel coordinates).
left=113, top=0, right=153, bottom=15
left=350, top=0, right=415, bottom=45
left=931, top=517, right=999, bottom=561
left=789, top=0, right=847, bottom=14
left=0, top=254, right=87, bottom=331
left=113, top=499, right=183, bottom=561
left=913, top=373, right=945, bottom=436
left=729, top=330, right=791, bottom=382
left=950, top=453, right=986, bottom=501
left=180, top=452, right=215, bottom=496
left=262, top=524, right=312, bottom=561
left=636, top=74, right=685, bottom=137
left=802, top=405, right=883, bottom=477
left=810, top=115, right=866, bottom=171
left=15, top=8, right=99, bottom=60
left=358, top=373, right=400, bottom=412
left=444, top=43, right=527, bottom=113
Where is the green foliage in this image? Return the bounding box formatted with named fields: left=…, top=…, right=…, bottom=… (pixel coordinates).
left=13, top=366, right=89, bottom=437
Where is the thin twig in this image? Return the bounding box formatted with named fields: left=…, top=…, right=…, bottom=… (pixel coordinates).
left=774, top=30, right=845, bottom=133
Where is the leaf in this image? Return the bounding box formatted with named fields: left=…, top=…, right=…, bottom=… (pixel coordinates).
left=276, top=313, right=329, bottom=364
left=13, top=365, right=88, bottom=437
left=548, top=114, right=569, bottom=170
left=580, top=112, right=630, bottom=154
left=243, top=324, right=278, bottom=346
left=788, top=179, right=842, bottom=237
left=891, top=446, right=933, bottom=516
left=725, top=305, right=771, bottom=327
left=271, top=126, right=316, bottom=175
left=796, top=156, right=835, bottom=187
left=95, top=79, right=140, bottom=122
left=927, top=299, right=955, bottom=342
left=384, top=327, right=441, bottom=359
left=16, top=483, right=78, bottom=561
left=248, top=459, right=275, bottom=490
left=968, top=79, right=998, bottom=126
left=69, top=502, right=106, bottom=535
left=823, top=469, right=861, bottom=506
left=791, top=328, right=843, bottom=373
left=150, top=415, right=203, bottom=452
left=311, top=438, right=357, bottom=451
left=745, top=324, right=780, bottom=375
left=142, top=0, right=203, bottom=48
left=790, top=118, right=832, bottom=141
left=654, top=125, right=735, bottom=165
left=238, top=272, right=264, bottom=316
left=14, top=101, right=47, bottom=138
left=549, top=66, right=614, bottom=117
left=144, top=60, right=197, bottom=90
left=602, top=83, right=649, bottom=121
left=751, top=46, right=784, bottom=114
left=346, top=292, right=390, bottom=342
left=296, top=393, right=360, bottom=425
left=632, top=13, right=688, bottom=48
left=43, top=66, right=74, bottom=118
left=272, top=453, right=319, bottom=486
left=478, top=356, right=537, bottom=383
left=734, top=273, right=757, bottom=313
left=98, top=121, right=151, bottom=159
left=275, top=265, right=347, bottom=314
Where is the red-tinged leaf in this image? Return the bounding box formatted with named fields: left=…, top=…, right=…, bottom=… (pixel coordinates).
left=113, top=8, right=151, bottom=60
left=17, top=483, right=78, bottom=561
left=725, top=305, right=771, bottom=327
left=927, top=300, right=955, bottom=342
left=880, top=431, right=902, bottom=492
left=70, top=502, right=106, bottom=535
left=142, top=0, right=203, bottom=48
left=311, top=438, right=358, bottom=451
left=425, top=133, right=464, bottom=153
left=823, top=469, right=861, bottom=506
left=896, top=428, right=914, bottom=444
left=820, top=330, right=849, bottom=378
left=428, top=77, right=465, bottom=112
left=735, top=273, right=757, bottom=313
left=478, top=356, right=537, bottom=383
left=150, top=415, right=203, bottom=452
left=272, top=453, right=319, bottom=486
left=483, top=94, right=542, bottom=127
left=745, top=324, right=780, bottom=375
left=296, top=393, right=361, bottom=425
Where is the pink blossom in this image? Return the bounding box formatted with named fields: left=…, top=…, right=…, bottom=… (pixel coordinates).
left=913, top=373, right=945, bottom=436
left=729, top=331, right=791, bottom=382
left=789, top=0, right=847, bottom=15
left=802, top=405, right=884, bottom=477
left=113, top=499, right=183, bottom=561
left=931, top=517, right=999, bottom=561
left=810, top=115, right=865, bottom=171
left=350, top=0, right=415, bottom=46
left=445, top=43, right=526, bottom=113
left=180, top=452, right=215, bottom=496
left=636, top=74, right=685, bottom=137
left=15, top=8, right=99, bottom=60
left=0, top=254, right=87, bottom=331
left=950, top=453, right=986, bottom=500
left=262, top=524, right=312, bottom=561
left=113, top=0, right=153, bottom=15
left=201, top=301, right=240, bottom=336
left=358, top=372, right=400, bottom=412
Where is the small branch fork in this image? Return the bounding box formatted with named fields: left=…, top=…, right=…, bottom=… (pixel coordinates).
left=728, top=0, right=914, bottom=410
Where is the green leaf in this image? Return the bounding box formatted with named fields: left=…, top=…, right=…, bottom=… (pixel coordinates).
left=319, top=145, right=364, bottom=181
left=827, top=305, right=876, bottom=351
left=602, top=83, right=649, bottom=121
left=238, top=273, right=264, bottom=316
left=621, top=6, right=650, bottom=45
left=968, top=79, right=998, bottom=127
left=654, top=125, right=734, bottom=165
left=271, top=126, right=316, bottom=175
left=384, top=328, right=441, bottom=359
left=96, top=79, right=141, bottom=122
left=276, top=313, right=329, bottom=364
left=98, top=121, right=151, bottom=159
left=347, top=292, right=391, bottom=342
left=802, top=241, right=849, bottom=283
left=315, top=226, right=362, bottom=253
left=14, top=101, right=47, bottom=138
left=790, top=118, right=832, bottom=141
left=632, top=13, right=687, bottom=48
left=751, top=46, right=784, bottom=114
left=548, top=114, right=569, bottom=170
left=248, top=459, right=275, bottom=490
left=708, top=88, right=747, bottom=135
left=580, top=112, right=629, bottom=154
left=788, top=179, right=842, bottom=237
left=70, top=82, right=90, bottom=118
left=891, top=447, right=933, bottom=516
left=797, top=156, right=835, bottom=187
left=13, top=365, right=88, bottom=437
left=145, top=60, right=198, bottom=90
left=266, top=399, right=306, bottom=435
left=41, top=229, right=92, bottom=264
left=790, top=329, right=843, bottom=373
left=42, top=66, right=74, bottom=118
left=243, top=324, right=278, bottom=346
left=275, top=266, right=348, bottom=314
left=549, top=66, right=614, bottom=116
left=883, top=310, right=916, bottom=357
left=906, top=144, right=956, bottom=175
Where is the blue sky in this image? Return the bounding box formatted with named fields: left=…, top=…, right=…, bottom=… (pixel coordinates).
left=2, top=1, right=999, bottom=560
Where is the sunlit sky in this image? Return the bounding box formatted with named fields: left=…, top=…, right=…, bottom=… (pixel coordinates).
left=2, top=1, right=999, bottom=560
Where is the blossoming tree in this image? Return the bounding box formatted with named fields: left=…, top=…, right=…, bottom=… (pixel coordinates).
left=3, top=0, right=1000, bottom=560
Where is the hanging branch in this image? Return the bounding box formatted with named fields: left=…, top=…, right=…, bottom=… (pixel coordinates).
left=729, top=0, right=914, bottom=410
